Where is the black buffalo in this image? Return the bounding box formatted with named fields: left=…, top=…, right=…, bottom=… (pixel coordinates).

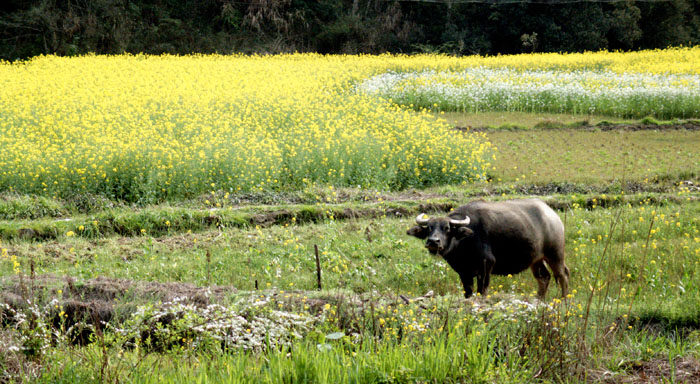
left=407, top=199, right=570, bottom=299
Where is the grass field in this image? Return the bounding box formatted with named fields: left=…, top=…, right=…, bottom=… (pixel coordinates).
left=2, top=118, right=698, bottom=383
left=2, top=49, right=700, bottom=383
left=488, top=128, right=700, bottom=184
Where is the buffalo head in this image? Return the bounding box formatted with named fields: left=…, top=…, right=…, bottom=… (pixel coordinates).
left=407, top=213, right=473, bottom=256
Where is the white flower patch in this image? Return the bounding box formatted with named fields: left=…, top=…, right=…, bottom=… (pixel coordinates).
left=115, top=296, right=319, bottom=352
left=357, top=68, right=700, bottom=118
left=0, top=302, right=53, bottom=357
left=467, top=295, right=560, bottom=326
left=470, top=297, right=538, bottom=315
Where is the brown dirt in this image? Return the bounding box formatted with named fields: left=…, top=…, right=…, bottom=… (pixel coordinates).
left=54, top=300, right=114, bottom=345
left=68, top=276, right=235, bottom=304
left=461, top=122, right=700, bottom=132
left=598, top=357, right=700, bottom=383
left=0, top=275, right=236, bottom=306
left=595, top=122, right=700, bottom=132
left=251, top=209, right=296, bottom=226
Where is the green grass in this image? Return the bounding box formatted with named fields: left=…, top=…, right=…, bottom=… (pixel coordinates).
left=3, top=200, right=698, bottom=298
left=487, top=129, right=700, bottom=184
left=3, top=199, right=700, bottom=382
left=1, top=113, right=700, bottom=382
left=0, top=190, right=697, bottom=243
left=31, top=328, right=545, bottom=383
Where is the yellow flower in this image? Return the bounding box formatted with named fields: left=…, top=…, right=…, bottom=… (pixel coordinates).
left=1, top=48, right=697, bottom=202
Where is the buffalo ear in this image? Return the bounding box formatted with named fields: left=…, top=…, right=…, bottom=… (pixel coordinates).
left=407, top=226, right=429, bottom=239
left=455, top=227, right=474, bottom=239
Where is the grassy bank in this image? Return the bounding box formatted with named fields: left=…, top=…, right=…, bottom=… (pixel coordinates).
left=2, top=198, right=699, bottom=382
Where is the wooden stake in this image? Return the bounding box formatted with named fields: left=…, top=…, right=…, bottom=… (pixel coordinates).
left=314, top=244, right=322, bottom=291
left=206, top=250, right=211, bottom=285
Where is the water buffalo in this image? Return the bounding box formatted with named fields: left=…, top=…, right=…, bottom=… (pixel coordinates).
left=407, top=199, right=569, bottom=299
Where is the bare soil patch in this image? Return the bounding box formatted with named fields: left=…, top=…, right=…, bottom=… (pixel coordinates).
left=595, top=122, right=700, bottom=132
left=600, top=357, right=700, bottom=383
left=460, top=122, right=700, bottom=132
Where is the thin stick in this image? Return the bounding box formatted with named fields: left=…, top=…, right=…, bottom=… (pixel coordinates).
left=626, top=217, right=655, bottom=320
left=30, top=256, right=35, bottom=298
left=206, top=250, right=211, bottom=285
left=314, top=244, right=322, bottom=291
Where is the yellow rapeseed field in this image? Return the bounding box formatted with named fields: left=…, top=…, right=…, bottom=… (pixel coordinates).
left=1, top=47, right=697, bottom=201
left=1, top=54, right=496, bottom=201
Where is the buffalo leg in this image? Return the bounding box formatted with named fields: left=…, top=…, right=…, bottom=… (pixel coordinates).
left=459, top=273, right=474, bottom=298
left=476, top=259, right=495, bottom=296
left=531, top=260, right=551, bottom=298
left=544, top=248, right=570, bottom=297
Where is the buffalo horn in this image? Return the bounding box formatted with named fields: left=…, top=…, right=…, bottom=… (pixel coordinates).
left=415, top=213, right=430, bottom=226
left=449, top=216, right=470, bottom=226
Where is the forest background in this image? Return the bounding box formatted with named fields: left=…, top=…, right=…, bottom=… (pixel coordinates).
left=2, top=0, right=700, bottom=61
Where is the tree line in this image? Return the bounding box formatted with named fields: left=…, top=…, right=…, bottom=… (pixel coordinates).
left=1, top=0, right=699, bottom=60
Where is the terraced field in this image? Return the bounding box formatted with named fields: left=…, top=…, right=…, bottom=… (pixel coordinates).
left=1, top=49, right=700, bottom=383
